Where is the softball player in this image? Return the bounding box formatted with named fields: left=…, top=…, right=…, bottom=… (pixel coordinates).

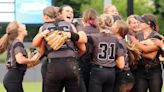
left=126, top=14, right=142, bottom=92
left=88, top=14, right=125, bottom=92
left=32, top=5, right=87, bottom=92
left=32, top=6, right=59, bottom=92
left=76, top=8, right=99, bottom=92
left=111, top=20, right=135, bottom=92
left=126, top=15, right=141, bottom=37
left=0, top=21, right=35, bottom=92
left=132, top=14, right=163, bottom=92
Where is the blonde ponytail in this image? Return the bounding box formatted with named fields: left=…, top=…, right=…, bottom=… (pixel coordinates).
left=126, top=41, right=141, bottom=65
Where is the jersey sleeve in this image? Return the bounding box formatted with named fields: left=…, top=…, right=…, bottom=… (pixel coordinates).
left=13, top=42, right=27, bottom=57
left=87, top=35, right=94, bottom=54
left=116, top=42, right=125, bottom=57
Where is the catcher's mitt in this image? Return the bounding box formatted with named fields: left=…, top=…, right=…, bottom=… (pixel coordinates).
left=44, top=31, right=69, bottom=51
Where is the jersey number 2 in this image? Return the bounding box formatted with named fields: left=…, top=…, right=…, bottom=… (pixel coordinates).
left=98, top=42, right=115, bottom=60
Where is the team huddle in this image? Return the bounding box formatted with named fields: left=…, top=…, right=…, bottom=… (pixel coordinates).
left=0, top=4, right=164, bottom=92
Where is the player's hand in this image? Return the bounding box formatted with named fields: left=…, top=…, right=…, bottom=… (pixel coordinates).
left=41, top=30, right=50, bottom=37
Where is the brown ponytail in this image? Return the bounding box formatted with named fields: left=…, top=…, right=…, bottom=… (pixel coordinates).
left=83, top=8, right=98, bottom=27
left=0, top=34, right=9, bottom=53
left=0, top=21, right=19, bottom=54
left=141, top=14, right=159, bottom=32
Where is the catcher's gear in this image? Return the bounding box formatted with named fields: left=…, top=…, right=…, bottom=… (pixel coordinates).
left=44, top=31, right=70, bottom=51
left=42, top=20, right=73, bottom=51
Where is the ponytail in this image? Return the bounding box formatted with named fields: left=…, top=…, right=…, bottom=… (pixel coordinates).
left=0, top=21, right=19, bottom=54
left=150, top=20, right=158, bottom=32
left=0, top=34, right=9, bottom=54
left=126, top=41, right=141, bottom=65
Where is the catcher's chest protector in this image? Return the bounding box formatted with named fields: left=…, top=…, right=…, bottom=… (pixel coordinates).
left=42, top=20, right=72, bottom=50
left=42, top=21, right=77, bottom=58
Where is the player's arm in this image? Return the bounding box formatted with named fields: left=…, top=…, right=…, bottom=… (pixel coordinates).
left=32, top=26, right=49, bottom=47
left=116, top=56, right=125, bottom=69
left=115, top=42, right=125, bottom=69
left=14, top=46, right=33, bottom=64
left=76, top=43, right=86, bottom=56
left=141, top=51, right=157, bottom=60
left=27, top=59, right=40, bottom=68
left=64, top=31, right=87, bottom=56
left=131, top=36, right=160, bottom=53
left=71, top=23, right=87, bottom=43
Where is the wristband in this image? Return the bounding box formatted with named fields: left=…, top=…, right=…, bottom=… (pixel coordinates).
left=70, top=31, right=79, bottom=41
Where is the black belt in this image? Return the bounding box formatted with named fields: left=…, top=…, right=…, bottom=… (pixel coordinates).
left=48, top=57, right=76, bottom=63
left=92, top=64, right=114, bottom=69
left=138, top=64, right=161, bottom=70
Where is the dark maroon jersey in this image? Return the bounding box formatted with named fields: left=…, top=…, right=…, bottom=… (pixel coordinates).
left=88, top=32, right=124, bottom=67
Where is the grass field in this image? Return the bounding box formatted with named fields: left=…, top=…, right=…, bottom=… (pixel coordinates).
left=0, top=82, right=42, bottom=92
left=0, top=52, right=6, bottom=64
left=0, top=82, right=164, bottom=92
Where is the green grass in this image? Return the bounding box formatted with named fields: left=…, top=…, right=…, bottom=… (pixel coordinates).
left=0, top=82, right=164, bottom=92
left=0, top=82, right=42, bottom=92
left=0, top=51, right=6, bottom=63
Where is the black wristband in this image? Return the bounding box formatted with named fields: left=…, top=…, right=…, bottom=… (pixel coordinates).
left=70, top=31, right=79, bottom=41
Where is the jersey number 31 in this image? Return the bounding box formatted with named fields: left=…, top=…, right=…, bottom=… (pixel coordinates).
left=98, top=42, right=115, bottom=60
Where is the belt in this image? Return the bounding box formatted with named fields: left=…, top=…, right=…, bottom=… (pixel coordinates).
left=92, top=64, right=114, bottom=69
left=48, top=57, right=76, bottom=63
left=138, top=64, right=161, bottom=70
